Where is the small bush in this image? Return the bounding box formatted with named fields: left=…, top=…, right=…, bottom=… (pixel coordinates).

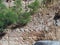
left=28, top=0, right=40, bottom=14
left=0, top=14, right=5, bottom=28
left=0, top=0, right=31, bottom=30
left=5, top=10, right=18, bottom=25
left=11, top=0, right=31, bottom=25
left=0, top=2, right=18, bottom=32
left=12, top=0, right=22, bottom=15
left=18, top=12, right=31, bottom=25
left=0, top=9, right=18, bottom=26
left=0, top=3, right=7, bottom=29
left=0, top=0, right=42, bottom=33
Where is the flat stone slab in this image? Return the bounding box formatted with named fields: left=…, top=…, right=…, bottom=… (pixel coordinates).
left=34, top=41, right=60, bottom=45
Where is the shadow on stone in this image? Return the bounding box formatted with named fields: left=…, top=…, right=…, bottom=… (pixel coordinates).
left=54, top=13, right=60, bottom=20
left=7, top=23, right=27, bottom=29
left=0, top=32, right=6, bottom=40
left=53, top=12, right=60, bottom=26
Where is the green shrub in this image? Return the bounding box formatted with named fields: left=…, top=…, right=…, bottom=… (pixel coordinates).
left=0, top=1, right=18, bottom=32
left=0, top=9, right=18, bottom=27
left=5, top=10, right=18, bottom=25
left=11, top=0, right=31, bottom=25
left=0, top=14, right=5, bottom=28
left=11, top=0, right=22, bottom=14
left=28, top=0, right=40, bottom=14
left=18, top=12, right=31, bottom=25
left=0, top=0, right=32, bottom=33
left=0, top=3, right=7, bottom=29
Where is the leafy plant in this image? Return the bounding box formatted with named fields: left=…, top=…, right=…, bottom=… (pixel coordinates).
left=0, top=0, right=31, bottom=31
left=28, top=0, right=40, bottom=14
left=11, top=0, right=22, bottom=15
left=11, top=0, right=31, bottom=25
left=0, top=2, right=7, bottom=29
left=0, top=9, right=18, bottom=26
left=18, top=12, right=31, bottom=25
left=0, top=14, right=5, bottom=28
left=0, top=0, right=18, bottom=32
left=5, top=9, right=18, bottom=25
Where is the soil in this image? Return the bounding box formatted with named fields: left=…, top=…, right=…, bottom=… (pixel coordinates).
left=1, top=0, right=60, bottom=45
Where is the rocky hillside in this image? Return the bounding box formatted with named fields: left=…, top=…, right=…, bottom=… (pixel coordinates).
left=1, top=0, right=60, bottom=45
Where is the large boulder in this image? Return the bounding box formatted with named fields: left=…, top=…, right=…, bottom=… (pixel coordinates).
left=34, top=41, right=60, bottom=45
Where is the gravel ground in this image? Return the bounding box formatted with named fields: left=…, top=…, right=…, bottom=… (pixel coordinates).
left=0, top=0, right=60, bottom=45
